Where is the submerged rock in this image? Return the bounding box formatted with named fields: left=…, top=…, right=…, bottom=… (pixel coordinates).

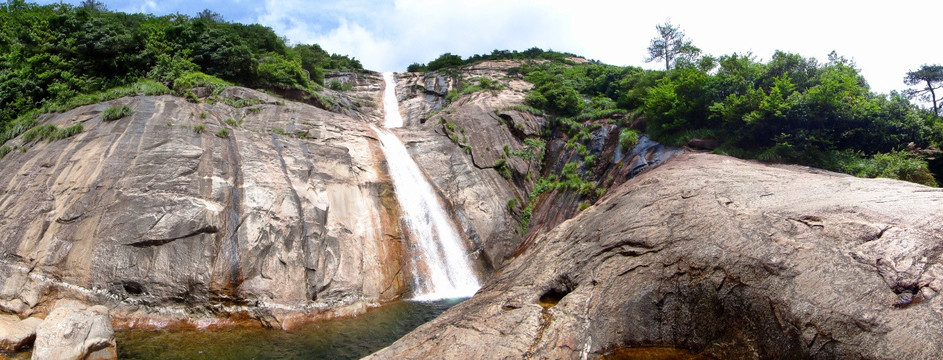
left=367, top=153, right=943, bottom=359
left=33, top=300, right=116, bottom=360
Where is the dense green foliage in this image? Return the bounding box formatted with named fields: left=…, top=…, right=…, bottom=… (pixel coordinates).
left=644, top=51, right=941, bottom=184
left=511, top=49, right=943, bottom=186
left=0, top=1, right=359, bottom=141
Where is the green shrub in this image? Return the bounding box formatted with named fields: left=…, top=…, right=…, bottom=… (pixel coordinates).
left=445, top=89, right=460, bottom=102
left=0, top=116, right=40, bottom=145
left=147, top=53, right=200, bottom=85
left=199, top=112, right=207, bottom=119
left=215, top=128, right=230, bottom=138
left=525, top=82, right=583, bottom=116
left=443, top=121, right=457, bottom=134
left=256, top=53, right=309, bottom=89
left=479, top=77, right=500, bottom=91
left=842, top=151, right=938, bottom=187
left=494, top=158, right=512, bottom=179
left=52, top=124, right=83, bottom=140
left=223, top=98, right=265, bottom=108
left=573, top=108, right=625, bottom=123
left=173, top=71, right=231, bottom=95
left=427, top=53, right=464, bottom=71
left=0, top=145, right=11, bottom=159
left=328, top=80, right=353, bottom=91
left=20, top=124, right=58, bottom=143
left=193, top=124, right=206, bottom=133
left=502, top=105, right=544, bottom=116
left=38, top=79, right=170, bottom=116
left=271, top=128, right=286, bottom=135
left=102, top=105, right=133, bottom=121
left=618, top=128, right=639, bottom=151
left=225, top=118, right=240, bottom=127
left=507, top=198, right=518, bottom=211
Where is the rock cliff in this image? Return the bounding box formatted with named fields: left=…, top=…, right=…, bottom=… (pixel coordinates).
left=0, top=69, right=527, bottom=330
left=368, top=153, right=943, bottom=359
left=0, top=83, right=410, bottom=329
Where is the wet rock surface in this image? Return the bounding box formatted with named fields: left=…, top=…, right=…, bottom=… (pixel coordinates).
left=368, top=153, right=943, bottom=359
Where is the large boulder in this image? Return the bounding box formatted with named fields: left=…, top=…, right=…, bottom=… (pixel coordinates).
left=32, top=300, right=116, bottom=360
left=0, top=314, right=42, bottom=352
left=367, top=153, right=943, bottom=359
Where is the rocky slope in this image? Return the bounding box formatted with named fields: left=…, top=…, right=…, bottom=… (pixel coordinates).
left=0, top=69, right=528, bottom=331
left=392, top=60, right=676, bottom=267
left=367, top=152, right=943, bottom=359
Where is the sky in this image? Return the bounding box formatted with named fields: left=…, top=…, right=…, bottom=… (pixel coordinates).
left=38, top=0, right=943, bottom=95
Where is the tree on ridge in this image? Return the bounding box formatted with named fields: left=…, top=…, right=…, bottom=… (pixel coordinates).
left=904, top=64, right=943, bottom=116
left=646, top=20, right=700, bottom=71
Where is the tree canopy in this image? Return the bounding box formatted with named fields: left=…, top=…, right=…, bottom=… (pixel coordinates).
left=500, top=46, right=943, bottom=186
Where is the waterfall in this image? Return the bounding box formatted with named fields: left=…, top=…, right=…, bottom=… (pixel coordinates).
left=382, top=72, right=404, bottom=128
left=374, top=72, right=480, bottom=300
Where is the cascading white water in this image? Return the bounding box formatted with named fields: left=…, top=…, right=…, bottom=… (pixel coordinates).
left=382, top=72, right=404, bottom=128
left=374, top=72, right=480, bottom=300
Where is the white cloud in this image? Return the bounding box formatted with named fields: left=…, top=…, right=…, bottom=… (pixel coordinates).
left=253, top=0, right=942, bottom=94
left=313, top=19, right=397, bottom=70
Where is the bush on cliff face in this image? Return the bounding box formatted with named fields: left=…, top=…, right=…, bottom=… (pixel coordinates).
left=256, top=53, right=309, bottom=89
left=101, top=105, right=133, bottom=121
left=525, top=82, right=583, bottom=117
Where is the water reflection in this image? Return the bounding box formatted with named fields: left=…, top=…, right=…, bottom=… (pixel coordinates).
left=116, top=298, right=462, bottom=360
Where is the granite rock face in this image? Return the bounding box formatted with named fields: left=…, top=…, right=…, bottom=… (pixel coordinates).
left=0, top=66, right=537, bottom=330
left=0, top=86, right=411, bottom=329
left=393, top=63, right=539, bottom=269
left=368, top=153, right=943, bottom=359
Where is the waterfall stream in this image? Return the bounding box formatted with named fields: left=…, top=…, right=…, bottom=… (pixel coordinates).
left=374, top=72, right=480, bottom=300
